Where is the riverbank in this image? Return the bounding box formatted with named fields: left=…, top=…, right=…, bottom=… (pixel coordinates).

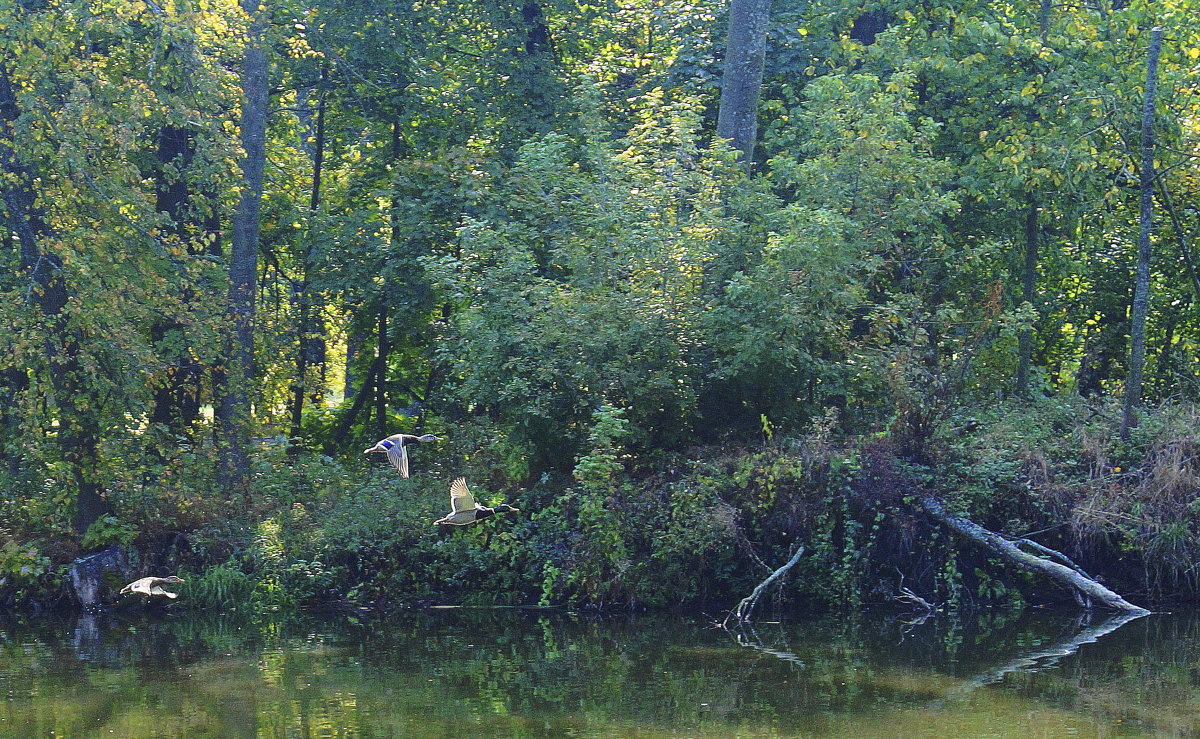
left=4, top=395, right=1196, bottom=614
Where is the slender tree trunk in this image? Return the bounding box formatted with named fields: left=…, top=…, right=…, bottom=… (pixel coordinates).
left=289, top=69, right=327, bottom=450
left=217, top=0, right=269, bottom=489
left=1016, top=194, right=1038, bottom=395
left=1120, top=26, right=1163, bottom=440
left=344, top=330, right=359, bottom=402
left=375, top=305, right=389, bottom=438
left=0, top=65, right=107, bottom=535
left=716, top=0, right=771, bottom=169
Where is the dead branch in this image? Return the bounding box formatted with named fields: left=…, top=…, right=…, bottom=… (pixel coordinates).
left=893, top=567, right=939, bottom=613
left=722, top=544, right=805, bottom=627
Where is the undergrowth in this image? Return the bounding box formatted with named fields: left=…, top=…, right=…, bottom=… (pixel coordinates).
left=6, top=396, right=1200, bottom=611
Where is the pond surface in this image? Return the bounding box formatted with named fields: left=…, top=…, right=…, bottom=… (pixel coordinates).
left=0, top=606, right=1196, bottom=738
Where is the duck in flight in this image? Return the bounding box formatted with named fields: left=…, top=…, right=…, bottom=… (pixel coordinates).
left=364, top=433, right=440, bottom=478
left=434, top=477, right=520, bottom=526
left=119, top=575, right=184, bottom=599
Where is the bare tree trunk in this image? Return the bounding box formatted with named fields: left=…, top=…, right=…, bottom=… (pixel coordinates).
left=919, top=494, right=1149, bottom=614
left=217, top=0, right=269, bottom=489
left=1120, top=26, right=1162, bottom=440
left=716, top=0, right=771, bottom=169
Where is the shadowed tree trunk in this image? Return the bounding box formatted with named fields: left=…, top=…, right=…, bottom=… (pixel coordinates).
left=149, top=125, right=207, bottom=437
left=1120, top=26, right=1163, bottom=440
left=0, top=65, right=107, bottom=535
left=217, top=0, right=269, bottom=490
left=289, top=69, right=328, bottom=451
left=716, top=0, right=771, bottom=169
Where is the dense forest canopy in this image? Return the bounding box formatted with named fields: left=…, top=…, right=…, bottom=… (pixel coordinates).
left=2, top=0, right=1199, bottom=612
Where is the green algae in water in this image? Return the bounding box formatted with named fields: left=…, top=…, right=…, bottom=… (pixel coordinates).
left=0, top=608, right=1189, bottom=738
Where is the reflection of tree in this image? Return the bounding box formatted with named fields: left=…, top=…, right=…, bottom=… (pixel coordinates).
left=728, top=608, right=1149, bottom=700
left=946, top=610, right=1149, bottom=693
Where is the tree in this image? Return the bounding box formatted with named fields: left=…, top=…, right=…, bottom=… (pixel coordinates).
left=1120, top=27, right=1164, bottom=440
left=0, top=65, right=106, bottom=534
left=716, top=0, right=771, bottom=168
left=218, top=0, right=271, bottom=489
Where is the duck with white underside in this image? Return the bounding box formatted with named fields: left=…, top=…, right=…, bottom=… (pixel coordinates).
left=119, top=575, right=185, bottom=599
left=363, top=433, right=440, bottom=478
left=434, top=477, right=520, bottom=526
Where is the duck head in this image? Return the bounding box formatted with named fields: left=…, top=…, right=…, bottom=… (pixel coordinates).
left=162, top=575, right=185, bottom=584
left=494, top=503, right=520, bottom=513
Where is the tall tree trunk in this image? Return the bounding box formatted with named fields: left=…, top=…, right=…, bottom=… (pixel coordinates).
left=1016, top=194, right=1038, bottom=395
left=716, top=0, right=771, bottom=169
left=289, top=69, right=327, bottom=451
left=217, top=0, right=269, bottom=489
left=0, top=65, right=107, bottom=535
left=149, top=125, right=205, bottom=437
left=1120, top=26, right=1163, bottom=441
left=518, top=0, right=559, bottom=133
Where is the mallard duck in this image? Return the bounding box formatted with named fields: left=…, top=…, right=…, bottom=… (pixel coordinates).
left=364, top=433, right=440, bottom=478
left=119, top=575, right=184, bottom=599
left=434, top=477, right=520, bottom=526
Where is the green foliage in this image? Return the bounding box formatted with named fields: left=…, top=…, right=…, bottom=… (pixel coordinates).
left=3, top=0, right=1200, bottom=614
left=0, top=538, right=52, bottom=606
left=185, top=563, right=255, bottom=611
left=80, top=516, right=136, bottom=551
left=573, top=405, right=631, bottom=492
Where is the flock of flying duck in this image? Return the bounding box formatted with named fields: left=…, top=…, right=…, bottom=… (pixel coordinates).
left=362, top=432, right=521, bottom=526
left=120, top=431, right=518, bottom=601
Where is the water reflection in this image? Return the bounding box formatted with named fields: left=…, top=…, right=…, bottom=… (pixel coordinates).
left=0, top=606, right=1191, bottom=737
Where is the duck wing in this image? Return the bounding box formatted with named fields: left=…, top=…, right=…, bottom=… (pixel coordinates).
left=386, top=442, right=410, bottom=478
left=449, top=477, right=477, bottom=513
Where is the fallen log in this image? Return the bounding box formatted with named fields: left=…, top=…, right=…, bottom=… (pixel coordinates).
left=918, top=494, right=1150, bottom=615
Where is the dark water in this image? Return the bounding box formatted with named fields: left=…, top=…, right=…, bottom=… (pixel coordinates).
left=0, top=606, right=1194, bottom=738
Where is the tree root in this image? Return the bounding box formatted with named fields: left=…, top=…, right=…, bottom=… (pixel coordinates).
left=919, top=494, right=1150, bottom=614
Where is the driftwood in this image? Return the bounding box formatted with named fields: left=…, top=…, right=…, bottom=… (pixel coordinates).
left=893, top=567, right=939, bottom=614
left=722, top=545, right=805, bottom=627
left=918, top=494, right=1150, bottom=615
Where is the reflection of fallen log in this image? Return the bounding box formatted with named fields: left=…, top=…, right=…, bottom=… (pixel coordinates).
left=919, top=494, right=1150, bottom=615
left=728, top=609, right=1147, bottom=704
left=950, top=609, right=1149, bottom=692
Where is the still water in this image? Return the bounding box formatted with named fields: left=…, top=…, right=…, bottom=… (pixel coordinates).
left=0, top=606, right=1195, bottom=738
